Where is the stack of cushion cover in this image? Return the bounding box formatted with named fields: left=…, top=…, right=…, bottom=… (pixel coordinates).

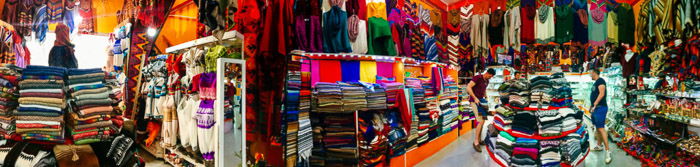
left=0, top=65, right=21, bottom=137
left=338, top=82, right=367, bottom=111
left=539, top=140, right=561, bottom=167
left=314, top=82, right=343, bottom=113
left=16, top=65, right=67, bottom=143
left=365, top=83, right=387, bottom=110
left=537, top=109, right=563, bottom=137
left=322, top=113, right=357, bottom=165
left=512, top=138, right=538, bottom=167
left=67, top=68, right=114, bottom=144
left=357, top=112, right=388, bottom=166
left=495, top=131, right=515, bottom=164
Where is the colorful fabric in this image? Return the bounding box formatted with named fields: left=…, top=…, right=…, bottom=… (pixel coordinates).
left=360, top=61, right=378, bottom=83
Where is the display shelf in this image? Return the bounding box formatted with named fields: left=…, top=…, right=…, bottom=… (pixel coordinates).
left=617, top=143, right=657, bottom=167
left=627, top=108, right=700, bottom=127
left=485, top=138, right=590, bottom=167
left=624, top=121, right=682, bottom=145
left=165, top=30, right=243, bottom=53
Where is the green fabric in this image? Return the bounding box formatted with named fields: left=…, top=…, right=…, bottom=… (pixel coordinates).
left=75, top=99, right=112, bottom=107
left=607, top=11, right=618, bottom=44
left=74, top=91, right=110, bottom=101
left=617, top=3, right=635, bottom=45
left=555, top=5, right=574, bottom=43
left=205, top=45, right=230, bottom=72
left=499, top=131, right=516, bottom=141
left=20, top=83, right=64, bottom=89
left=74, top=138, right=102, bottom=145
left=367, top=17, right=397, bottom=56
left=68, top=77, right=105, bottom=85
left=68, top=73, right=105, bottom=80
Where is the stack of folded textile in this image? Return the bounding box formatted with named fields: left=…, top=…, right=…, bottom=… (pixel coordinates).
left=494, top=106, right=513, bottom=131
left=338, top=82, right=367, bottom=111
left=16, top=65, right=67, bottom=143
left=284, top=69, right=301, bottom=163
left=560, top=132, right=582, bottom=162
left=419, top=77, right=434, bottom=97
left=458, top=86, right=473, bottom=123
left=0, top=65, right=21, bottom=137
left=381, top=82, right=404, bottom=107
left=322, top=113, right=357, bottom=165
left=529, top=76, right=553, bottom=108
left=495, top=131, right=515, bottom=164
left=297, top=70, right=313, bottom=164
left=425, top=96, right=441, bottom=141
left=512, top=138, right=539, bottom=167
left=560, top=108, right=579, bottom=132
left=405, top=78, right=425, bottom=103
left=358, top=112, right=388, bottom=166
left=537, top=109, right=563, bottom=137
left=67, top=68, right=114, bottom=144
left=386, top=111, right=407, bottom=157
left=512, top=110, right=537, bottom=136
left=540, top=140, right=561, bottom=167
left=314, top=82, right=343, bottom=113
left=404, top=78, right=422, bottom=150
left=415, top=102, right=431, bottom=146
left=439, top=97, right=458, bottom=134
left=365, top=84, right=387, bottom=110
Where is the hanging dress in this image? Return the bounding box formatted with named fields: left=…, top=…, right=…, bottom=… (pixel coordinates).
left=588, top=0, right=607, bottom=47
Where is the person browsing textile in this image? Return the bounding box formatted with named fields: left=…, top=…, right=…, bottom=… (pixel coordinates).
left=467, top=68, right=495, bottom=152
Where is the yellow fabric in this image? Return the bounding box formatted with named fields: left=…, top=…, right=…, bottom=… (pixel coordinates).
left=93, top=0, right=125, bottom=33
left=393, top=62, right=405, bottom=83
left=367, top=2, right=387, bottom=19
left=607, top=12, right=619, bottom=44
left=360, top=61, right=377, bottom=83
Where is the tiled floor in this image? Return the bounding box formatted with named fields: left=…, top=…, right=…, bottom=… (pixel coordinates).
left=416, top=122, right=642, bottom=167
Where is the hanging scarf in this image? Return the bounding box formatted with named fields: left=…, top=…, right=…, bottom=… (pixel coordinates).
left=348, top=15, right=360, bottom=41
left=538, top=5, right=550, bottom=24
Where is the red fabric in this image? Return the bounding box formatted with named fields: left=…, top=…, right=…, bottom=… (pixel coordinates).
left=521, top=5, right=536, bottom=44
left=16, top=124, right=61, bottom=129
left=166, top=53, right=185, bottom=75
left=319, top=60, right=342, bottom=82
left=396, top=90, right=412, bottom=134
left=190, top=73, right=202, bottom=93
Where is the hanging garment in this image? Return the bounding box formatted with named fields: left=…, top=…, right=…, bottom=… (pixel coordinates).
left=389, top=8, right=411, bottom=57
left=367, top=17, right=397, bottom=56
left=460, top=5, right=473, bottom=42
left=471, top=14, right=490, bottom=58
left=535, top=5, right=555, bottom=44
left=350, top=19, right=368, bottom=54
left=554, top=5, right=574, bottom=44
left=78, top=0, right=94, bottom=33
left=588, top=0, right=607, bottom=47
left=606, top=10, right=618, bottom=44
left=617, top=3, right=634, bottom=46
left=2, top=0, right=19, bottom=26
left=572, top=0, right=588, bottom=44
left=489, top=9, right=505, bottom=46
left=322, top=6, right=352, bottom=53
left=16, top=1, right=35, bottom=38
left=504, top=5, right=521, bottom=51
left=520, top=0, right=536, bottom=44
left=294, top=15, right=323, bottom=52
left=47, top=0, right=65, bottom=23
left=367, top=2, right=387, bottom=20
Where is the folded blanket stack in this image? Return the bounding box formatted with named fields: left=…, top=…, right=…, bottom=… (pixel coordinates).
left=314, top=82, right=343, bottom=113
left=419, top=76, right=434, bottom=97
left=357, top=112, right=388, bottom=166
left=365, top=84, right=387, bottom=110
left=512, top=138, right=539, bottom=167
left=404, top=78, right=423, bottom=150
left=16, top=65, right=67, bottom=143
left=297, top=70, right=313, bottom=164
left=0, top=64, right=21, bottom=137
left=405, top=78, right=425, bottom=103
left=322, top=113, right=357, bottom=165
left=284, top=69, right=301, bottom=163
left=104, top=71, right=122, bottom=110
left=495, top=131, right=515, bottom=164
left=67, top=68, right=114, bottom=144
left=338, top=82, right=367, bottom=111
left=381, top=82, right=404, bottom=107
left=440, top=80, right=459, bottom=134
left=539, top=140, right=561, bottom=167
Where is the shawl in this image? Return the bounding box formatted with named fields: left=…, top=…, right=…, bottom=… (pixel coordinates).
left=18, top=89, right=63, bottom=94
left=70, top=121, right=112, bottom=131
left=16, top=115, right=64, bottom=122
left=70, top=87, right=110, bottom=97
left=75, top=99, right=112, bottom=107
left=67, top=73, right=105, bottom=80
left=322, top=6, right=352, bottom=53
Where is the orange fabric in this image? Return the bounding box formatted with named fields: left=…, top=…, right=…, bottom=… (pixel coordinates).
left=54, top=23, right=72, bottom=48
left=393, top=62, right=405, bottom=83
left=404, top=66, right=423, bottom=78
left=92, top=0, right=125, bottom=33
left=155, top=2, right=198, bottom=53
left=422, top=64, right=433, bottom=79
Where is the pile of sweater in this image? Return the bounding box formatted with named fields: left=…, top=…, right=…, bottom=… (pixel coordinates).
left=415, top=100, right=431, bottom=146
left=0, top=65, right=20, bottom=137
left=425, top=96, right=441, bottom=142
left=529, top=76, right=553, bottom=108
left=511, top=138, right=538, bottom=167
left=439, top=80, right=459, bottom=134
left=338, top=82, right=367, bottom=111
left=404, top=78, right=423, bottom=150
left=495, top=131, right=515, bottom=164
left=68, top=69, right=114, bottom=144
left=494, top=106, right=514, bottom=131
left=539, top=140, right=561, bottom=167
left=314, top=82, right=342, bottom=113
left=67, top=68, right=114, bottom=144
left=537, top=109, right=563, bottom=137
left=386, top=111, right=407, bottom=157
left=16, top=65, right=67, bottom=143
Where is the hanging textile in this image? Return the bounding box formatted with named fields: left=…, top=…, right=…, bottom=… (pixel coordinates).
left=78, top=0, right=94, bottom=33
left=360, top=61, right=378, bottom=83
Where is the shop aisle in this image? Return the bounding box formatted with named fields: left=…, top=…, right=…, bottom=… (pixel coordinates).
left=417, top=121, right=642, bottom=167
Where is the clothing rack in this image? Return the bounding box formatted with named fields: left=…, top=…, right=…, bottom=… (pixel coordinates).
left=165, top=30, right=244, bottom=53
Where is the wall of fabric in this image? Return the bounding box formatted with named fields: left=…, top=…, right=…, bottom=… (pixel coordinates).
left=306, top=59, right=453, bottom=85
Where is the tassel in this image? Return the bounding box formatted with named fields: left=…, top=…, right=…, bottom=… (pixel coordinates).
left=71, top=146, right=80, bottom=161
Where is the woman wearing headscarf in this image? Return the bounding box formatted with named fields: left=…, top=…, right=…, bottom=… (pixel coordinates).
left=48, top=23, right=78, bottom=68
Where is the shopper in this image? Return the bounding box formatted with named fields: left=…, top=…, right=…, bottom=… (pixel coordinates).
left=467, top=68, right=495, bottom=152
left=589, top=69, right=612, bottom=164
left=48, top=23, right=78, bottom=69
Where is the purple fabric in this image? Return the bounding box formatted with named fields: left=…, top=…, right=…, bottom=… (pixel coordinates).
left=197, top=100, right=215, bottom=129
left=295, top=15, right=323, bottom=52
left=376, top=62, right=394, bottom=78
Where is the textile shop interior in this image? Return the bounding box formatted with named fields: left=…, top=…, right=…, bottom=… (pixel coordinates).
left=0, top=0, right=699, bottom=167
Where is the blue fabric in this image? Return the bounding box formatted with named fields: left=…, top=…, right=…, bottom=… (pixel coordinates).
left=68, top=68, right=103, bottom=75
left=18, top=107, right=63, bottom=114
left=322, top=6, right=352, bottom=53
left=591, top=106, right=608, bottom=128
left=340, top=61, right=360, bottom=82
left=477, top=98, right=488, bottom=117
